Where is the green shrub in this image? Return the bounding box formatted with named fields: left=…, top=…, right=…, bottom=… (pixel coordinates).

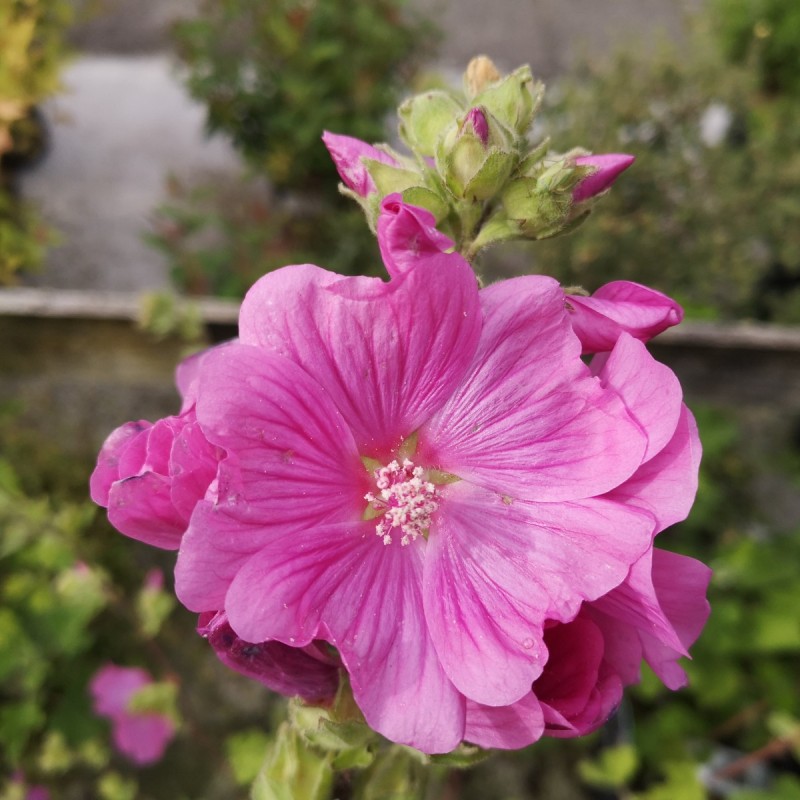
left=525, top=24, right=800, bottom=322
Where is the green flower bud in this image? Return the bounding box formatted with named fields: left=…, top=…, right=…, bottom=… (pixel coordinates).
left=472, top=64, right=544, bottom=136
left=397, top=90, right=463, bottom=157
left=436, top=106, right=517, bottom=200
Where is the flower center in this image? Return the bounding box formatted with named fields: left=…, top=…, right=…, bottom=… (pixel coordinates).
left=364, top=458, right=441, bottom=546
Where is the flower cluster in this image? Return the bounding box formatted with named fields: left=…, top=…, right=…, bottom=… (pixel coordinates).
left=91, top=193, right=709, bottom=754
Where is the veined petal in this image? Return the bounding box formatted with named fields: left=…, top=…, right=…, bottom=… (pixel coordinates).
left=377, top=195, right=455, bottom=276
left=322, top=131, right=399, bottom=197
left=107, top=472, right=185, bottom=550
left=641, top=549, right=712, bottom=689
left=423, top=482, right=653, bottom=706
left=175, top=343, right=365, bottom=612
left=419, top=276, right=647, bottom=501
left=238, top=254, right=481, bottom=457
left=567, top=281, right=683, bottom=354
left=225, top=523, right=465, bottom=753
left=464, top=694, right=544, bottom=750
left=592, top=334, right=683, bottom=462
left=608, top=405, right=701, bottom=533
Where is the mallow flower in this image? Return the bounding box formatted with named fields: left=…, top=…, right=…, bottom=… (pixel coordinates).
left=159, top=195, right=704, bottom=753
left=89, top=664, right=176, bottom=765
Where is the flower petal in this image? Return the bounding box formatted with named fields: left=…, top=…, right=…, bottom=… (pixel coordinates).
left=322, top=131, right=399, bottom=197
left=592, top=333, right=683, bottom=462
left=175, top=343, right=365, bottom=612
left=197, top=611, right=339, bottom=702
left=376, top=195, right=455, bottom=276
left=90, top=421, right=150, bottom=505
left=224, top=524, right=465, bottom=753
left=238, top=254, right=481, bottom=457
left=608, top=405, right=701, bottom=532
left=464, top=694, right=544, bottom=750
left=567, top=281, right=683, bottom=354
left=423, top=482, right=653, bottom=706
left=107, top=472, right=185, bottom=550
left=420, top=276, right=647, bottom=501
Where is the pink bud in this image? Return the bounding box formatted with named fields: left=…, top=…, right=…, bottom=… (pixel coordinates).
left=322, top=131, right=400, bottom=197
left=573, top=154, right=635, bottom=202
left=464, top=107, right=489, bottom=146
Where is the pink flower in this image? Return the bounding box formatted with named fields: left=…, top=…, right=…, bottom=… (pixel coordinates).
left=198, top=611, right=339, bottom=703
left=90, top=350, right=221, bottom=549
left=89, top=664, right=176, bottom=766
left=170, top=196, right=699, bottom=753
left=462, top=348, right=707, bottom=747
left=322, top=131, right=401, bottom=197
left=566, top=280, right=684, bottom=354
left=573, top=154, right=635, bottom=203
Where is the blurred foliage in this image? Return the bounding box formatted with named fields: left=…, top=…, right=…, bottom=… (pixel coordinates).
left=152, top=0, right=437, bottom=297
left=173, top=0, right=436, bottom=196
left=0, top=0, right=73, bottom=283
left=527, top=4, right=800, bottom=322
left=0, top=409, right=278, bottom=799
left=711, top=0, right=800, bottom=97
left=148, top=173, right=383, bottom=300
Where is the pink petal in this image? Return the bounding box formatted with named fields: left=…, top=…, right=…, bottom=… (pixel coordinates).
left=89, top=421, right=150, bottom=505
left=197, top=612, right=339, bottom=702
left=419, top=276, right=647, bottom=501
left=169, top=418, right=220, bottom=520
left=567, top=281, right=683, bottom=354
left=175, top=343, right=365, bottom=612
left=608, top=405, right=701, bottom=533
left=592, top=549, right=687, bottom=658
left=224, top=524, right=465, bottom=753
left=464, top=694, right=544, bottom=750
left=322, top=131, right=400, bottom=197
left=640, top=549, right=712, bottom=689
left=106, top=472, right=186, bottom=550
left=238, top=254, right=481, bottom=458
left=112, top=712, right=174, bottom=765
left=573, top=154, right=635, bottom=203
left=592, top=334, right=683, bottom=462
left=376, top=195, right=455, bottom=276
left=90, top=664, right=149, bottom=717
left=423, top=482, right=653, bottom=705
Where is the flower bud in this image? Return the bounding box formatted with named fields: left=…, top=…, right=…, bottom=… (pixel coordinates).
left=398, top=90, right=463, bottom=157
left=436, top=106, right=516, bottom=200
left=572, top=154, right=635, bottom=203
left=464, top=55, right=502, bottom=98
left=472, top=64, right=544, bottom=136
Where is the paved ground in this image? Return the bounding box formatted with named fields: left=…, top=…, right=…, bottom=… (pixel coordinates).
left=19, top=0, right=700, bottom=292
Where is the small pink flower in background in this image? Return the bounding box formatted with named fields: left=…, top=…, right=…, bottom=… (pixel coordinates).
left=198, top=611, right=339, bottom=703
left=322, top=131, right=400, bottom=197
left=573, top=153, right=636, bottom=203
left=26, top=788, right=50, bottom=800
left=89, top=664, right=175, bottom=766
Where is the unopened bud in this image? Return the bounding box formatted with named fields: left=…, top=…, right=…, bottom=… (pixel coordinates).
left=464, top=55, right=501, bottom=98
left=398, top=90, right=463, bottom=157
left=572, top=154, right=635, bottom=202
left=465, top=107, right=489, bottom=145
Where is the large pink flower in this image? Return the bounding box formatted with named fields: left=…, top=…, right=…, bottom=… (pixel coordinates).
left=89, top=664, right=176, bottom=766
left=169, top=196, right=700, bottom=753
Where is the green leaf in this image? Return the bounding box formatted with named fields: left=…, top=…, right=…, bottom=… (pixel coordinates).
left=226, top=730, right=272, bottom=786
left=578, top=744, right=639, bottom=791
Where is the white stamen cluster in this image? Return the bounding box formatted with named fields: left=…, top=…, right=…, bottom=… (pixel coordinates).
left=364, top=459, right=440, bottom=546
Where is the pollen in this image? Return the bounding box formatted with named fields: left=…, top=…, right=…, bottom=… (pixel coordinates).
left=364, top=459, right=441, bottom=546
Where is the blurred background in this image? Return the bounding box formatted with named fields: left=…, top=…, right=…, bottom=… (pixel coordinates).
left=1, top=0, right=799, bottom=798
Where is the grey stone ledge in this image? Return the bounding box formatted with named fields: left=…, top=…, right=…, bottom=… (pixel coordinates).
left=2, top=287, right=800, bottom=352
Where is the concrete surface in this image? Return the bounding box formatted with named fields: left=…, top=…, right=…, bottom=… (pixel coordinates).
left=23, top=55, right=240, bottom=291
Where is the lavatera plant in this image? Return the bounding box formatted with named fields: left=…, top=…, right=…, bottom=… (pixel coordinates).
left=91, top=57, right=710, bottom=799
